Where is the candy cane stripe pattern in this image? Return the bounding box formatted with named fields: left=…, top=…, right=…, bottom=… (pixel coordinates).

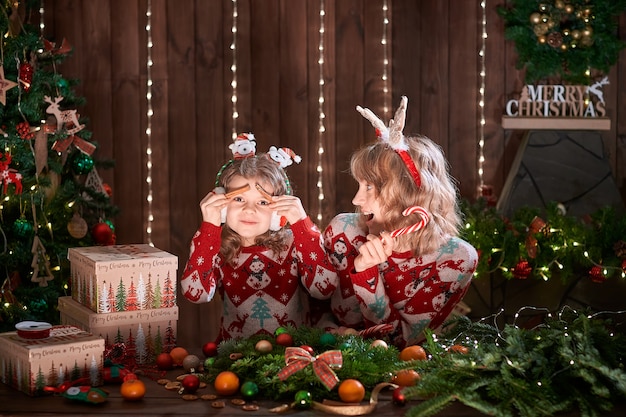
left=389, top=206, right=430, bottom=238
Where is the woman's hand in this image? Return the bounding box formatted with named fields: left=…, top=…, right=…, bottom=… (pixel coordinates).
left=199, top=189, right=229, bottom=226
left=354, top=232, right=393, bottom=272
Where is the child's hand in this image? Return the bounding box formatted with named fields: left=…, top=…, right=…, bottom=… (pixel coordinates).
left=269, top=195, right=307, bottom=225
left=354, top=232, right=393, bottom=272
left=199, top=189, right=229, bottom=226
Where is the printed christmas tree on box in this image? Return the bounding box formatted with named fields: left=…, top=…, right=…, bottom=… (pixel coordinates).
left=68, top=244, right=177, bottom=313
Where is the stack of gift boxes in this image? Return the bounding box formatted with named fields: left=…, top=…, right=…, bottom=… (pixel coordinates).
left=59, top=244, right=179, bottom=364
left=0, top=244, right=178, bottom=396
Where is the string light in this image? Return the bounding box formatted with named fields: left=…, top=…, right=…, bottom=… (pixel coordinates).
left=39, top=1, right=45, bottom=36
left=145, top=0, right=154, bottom=246
left=382, top=0, right=390, bottom=117
left=477, top=0, right=487, bottom=197
left=316, top=0, right=326, bottom=224
left=231, top=0, right=239, bottom=138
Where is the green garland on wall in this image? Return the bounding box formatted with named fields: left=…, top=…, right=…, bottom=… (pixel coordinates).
left=498, top=0, right=626, bottom=84
left=459, top=200, right=626, bottom=283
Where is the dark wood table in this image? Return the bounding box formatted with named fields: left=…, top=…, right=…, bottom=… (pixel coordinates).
left=2, top=374, right=625, bottom=417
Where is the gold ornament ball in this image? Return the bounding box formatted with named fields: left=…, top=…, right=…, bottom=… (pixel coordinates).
left=255, top=339, right=273, bottom=353
left=530, top=12, right=542, bottom=24
left=560, top=43, right=568, bottom=51
left=67, top=213, right=88, bottom=239
left=538, top=35, right=547, bottom=44
left=564, top=4, right=574, bottom=14
left=571, top=29, right=581, bottom=40
left=370, top=339, right=388, bottom=349
left=555, top=0, right=565, bottom=9
left=582, top=27, right=593, bottom=38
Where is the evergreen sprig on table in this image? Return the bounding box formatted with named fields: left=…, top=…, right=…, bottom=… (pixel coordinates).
left=404, top=312, right=626, bottom=417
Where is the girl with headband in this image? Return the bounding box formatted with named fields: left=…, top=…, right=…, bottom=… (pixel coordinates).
left=323, top=97, right=478, bottom=347
left=180, top=134, right=338, bottom=341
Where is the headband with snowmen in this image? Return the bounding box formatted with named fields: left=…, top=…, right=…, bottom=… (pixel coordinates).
left=214, top=133, right=301, bottom=195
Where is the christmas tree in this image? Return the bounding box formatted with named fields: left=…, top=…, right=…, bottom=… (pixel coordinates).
left=0, top=1, right=118, bottom=331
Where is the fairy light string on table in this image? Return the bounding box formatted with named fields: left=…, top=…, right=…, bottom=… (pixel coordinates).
left=145, top=0, right=154, bottom=246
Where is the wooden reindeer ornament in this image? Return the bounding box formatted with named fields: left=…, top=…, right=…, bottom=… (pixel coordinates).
left=44, top=95, right=85, bottom=135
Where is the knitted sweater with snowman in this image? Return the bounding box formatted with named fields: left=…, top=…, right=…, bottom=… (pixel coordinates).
left=323, top=213, right=478, bottom=347
left=180, top=217, right=337, bottom=341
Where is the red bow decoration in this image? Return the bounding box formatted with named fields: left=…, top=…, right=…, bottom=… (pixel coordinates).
left=52, top=135, right=96, bottom=155
left=278, top=347, right=342, bottom=390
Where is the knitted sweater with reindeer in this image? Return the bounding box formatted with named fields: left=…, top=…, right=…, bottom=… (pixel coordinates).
left=323, top=213, right=478, bottom=347
left=180, top=217, right=338, bottom=341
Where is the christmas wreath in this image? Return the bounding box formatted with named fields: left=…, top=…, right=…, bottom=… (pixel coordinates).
left=498, top=0, right=626, bottom=84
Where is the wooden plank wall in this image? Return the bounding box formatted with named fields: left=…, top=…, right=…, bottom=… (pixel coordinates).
left=44, top=0, right=626, bottom=347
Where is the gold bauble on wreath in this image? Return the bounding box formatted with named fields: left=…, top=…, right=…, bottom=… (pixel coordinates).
left=67, top=212, right=88, bottom=239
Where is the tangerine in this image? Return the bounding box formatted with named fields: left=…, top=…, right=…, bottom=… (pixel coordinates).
left=169, top=346, right=189, bottom=366
left=120, top=374, right=146, bottom=401
left=449, top=344, right=469, bottom=354
left=338, top=379, right=365, bottom=403
left=392, top=369, right=420, bottom=387
left=214, top=371, right=240, bottom=396
left=399, top=345, right=427, bottom=361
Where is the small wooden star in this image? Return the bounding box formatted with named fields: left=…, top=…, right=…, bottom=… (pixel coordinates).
left=0, top=65, right=18, bottom=106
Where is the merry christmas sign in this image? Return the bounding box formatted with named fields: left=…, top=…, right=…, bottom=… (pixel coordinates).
left=502, top=77, right=610, bottom=130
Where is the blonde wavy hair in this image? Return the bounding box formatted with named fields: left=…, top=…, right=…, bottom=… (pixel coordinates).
left=350, top=134, right=462, bottom=256
left=218, top=154, right=290, bottom=264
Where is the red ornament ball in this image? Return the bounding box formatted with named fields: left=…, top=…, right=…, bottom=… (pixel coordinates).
left=156, top=352, right=174, bottom=370
left=92, top=222, right=113, bottom=245
left=299, top=345, right=314, bottom=355
left=392, top=387, right=407, bottom=406
left=202, top=341, right=218, bottom=357
left=275, top=333, right=293, bottom=347
left=181, top=374, right=200, bottom=393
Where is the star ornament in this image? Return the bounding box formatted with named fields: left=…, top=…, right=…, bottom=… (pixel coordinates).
left=0, top=65, right=18, bottom=105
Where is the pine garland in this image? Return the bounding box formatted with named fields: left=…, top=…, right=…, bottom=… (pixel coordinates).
left=459, top=199, right=626, bottom=283
left=201, top=310, right=626, bottom=416
left=498, top=0, right=626, bottom=84
left=403, top=312, right=626, bottom=417
left=201, top=326, right=404, bottom=402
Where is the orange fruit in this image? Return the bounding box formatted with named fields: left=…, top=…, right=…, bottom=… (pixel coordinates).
left=399, top=345, right=427, bottom=361
left=120, top=374, right=146, bottom=401
left=392, top=369, right=420, bottom=387
left=214, top=371, right=240, bottom=396
left=169, top=346, right=189, bottom=366
left=338, top=379, right=365, bottom=403
left=449, top=344, right=469, bottom=354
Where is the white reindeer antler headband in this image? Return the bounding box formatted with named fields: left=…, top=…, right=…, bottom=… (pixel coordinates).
left=356, top=96, right=421, bottom=188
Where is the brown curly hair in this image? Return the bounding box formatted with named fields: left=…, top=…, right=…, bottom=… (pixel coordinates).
left=217, top=154, right=291, bottom=264
left=350, top=134, right=462, bottom=256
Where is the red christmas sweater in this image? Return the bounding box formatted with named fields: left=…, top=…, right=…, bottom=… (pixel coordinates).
left=180, top=217, right=338, bottom=340
left=323, top=213, right=478, bottom=346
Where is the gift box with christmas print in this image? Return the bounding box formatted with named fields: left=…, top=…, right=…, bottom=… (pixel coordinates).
left=58, top=296, right=178, bottom=362
left=68, top=244, right=178, bottom=313
left=0, top=325, right=104, bottom=396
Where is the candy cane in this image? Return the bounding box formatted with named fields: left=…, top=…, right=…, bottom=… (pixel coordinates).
left=389, top=206, right=430, bottom=238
